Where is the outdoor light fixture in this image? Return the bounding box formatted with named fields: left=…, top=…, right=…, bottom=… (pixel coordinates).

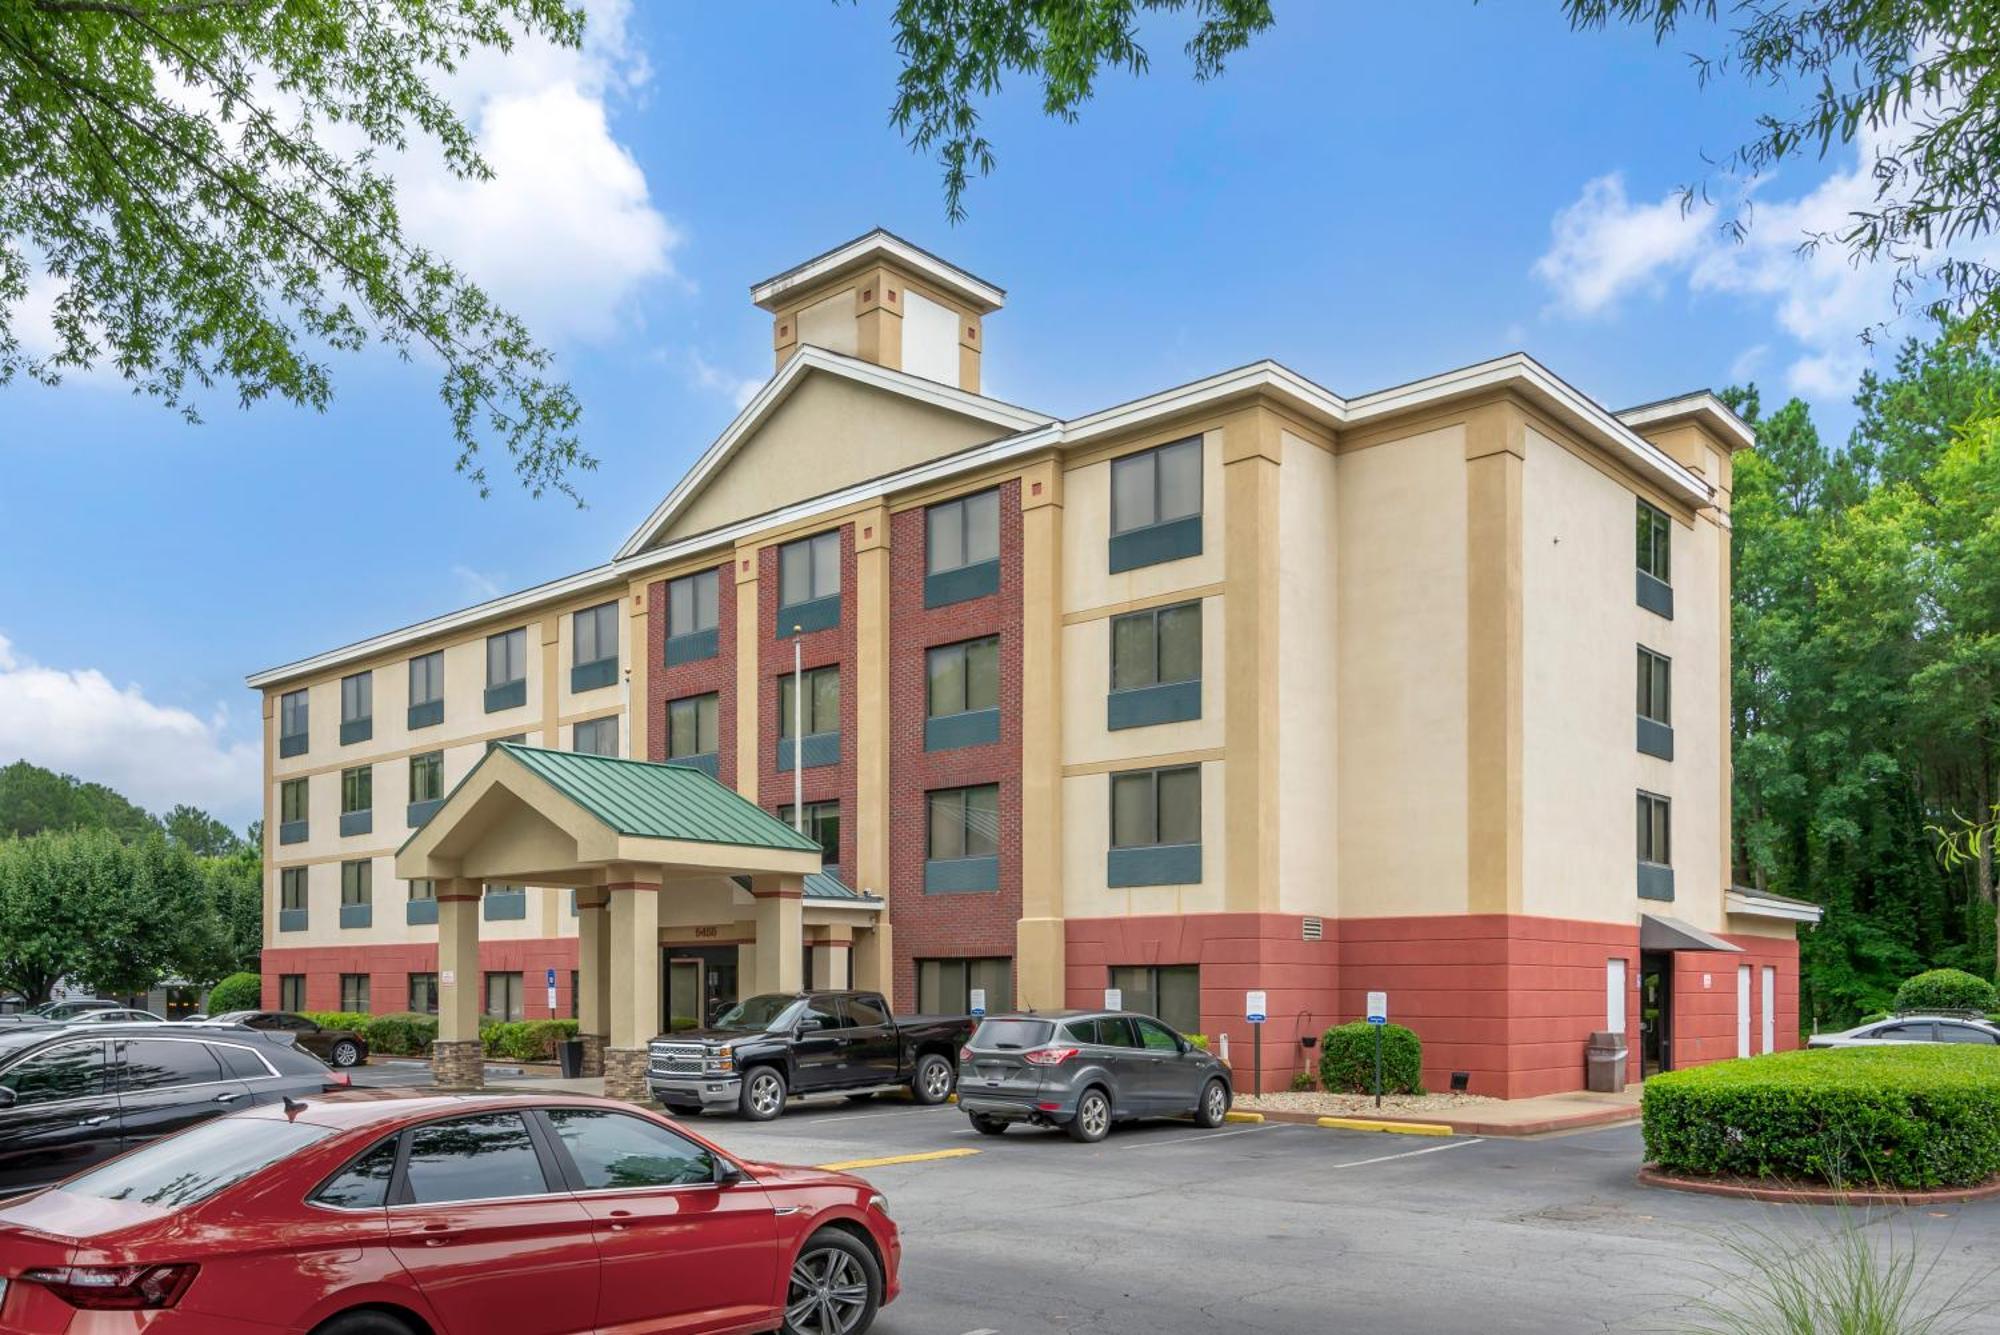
left=1450, top=1071, right=1470, bottom=1092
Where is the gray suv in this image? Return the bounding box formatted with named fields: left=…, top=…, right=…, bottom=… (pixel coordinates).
left=957, top=1010, right=1232, bottom=1142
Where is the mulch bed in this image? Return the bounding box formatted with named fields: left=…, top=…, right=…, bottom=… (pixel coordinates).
left=1637, top=1165, right=2000, bottom=1206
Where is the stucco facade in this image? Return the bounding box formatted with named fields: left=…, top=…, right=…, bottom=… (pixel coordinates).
left=250, top=229, right=1809, bottom=1094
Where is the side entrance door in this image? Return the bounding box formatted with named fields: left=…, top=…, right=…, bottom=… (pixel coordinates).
left=1639, top=953, right=1673, bottom=1077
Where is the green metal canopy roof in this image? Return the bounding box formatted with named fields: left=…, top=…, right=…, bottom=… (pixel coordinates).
left=491, top=744, right=821, bottom=854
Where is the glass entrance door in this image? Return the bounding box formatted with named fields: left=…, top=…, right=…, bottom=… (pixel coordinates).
left=1639, top=952, right=1673, bottom=1077
left=662, top=947, right=739, bottom=1031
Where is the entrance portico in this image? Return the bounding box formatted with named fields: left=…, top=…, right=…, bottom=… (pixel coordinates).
left=396, top=743, right=826, bottom=1099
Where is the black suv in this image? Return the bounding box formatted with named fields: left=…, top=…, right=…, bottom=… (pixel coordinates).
left=0, top=1023, right=347, bottom=1197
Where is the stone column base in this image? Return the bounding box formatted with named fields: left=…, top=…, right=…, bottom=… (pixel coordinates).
left=604, top=1047, right=650, bottom=1102
left=432, top=1038, right=485, bottom=1090
left=579, top=1033, right=607, bottom=1077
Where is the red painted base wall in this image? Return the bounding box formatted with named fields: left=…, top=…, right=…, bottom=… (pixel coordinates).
left=260, top=940, right=580, bottom=1019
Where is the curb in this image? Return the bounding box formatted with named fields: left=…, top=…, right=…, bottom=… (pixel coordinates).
left=1241, top=1103, right=1640, bottom=1138
left=1316, top=1116, right=1454, bottom=1136
left=1636, top=1167, right=2000, bottom=1207
left=1223, top=1110, right=1265, bottom=1124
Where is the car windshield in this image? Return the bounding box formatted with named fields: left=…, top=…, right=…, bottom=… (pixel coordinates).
left=61, top=1117, right=335, bottom=1210
left=708, top=995, right=802, bottom=1032
left=971, top=1019, right=1055, bottom=1051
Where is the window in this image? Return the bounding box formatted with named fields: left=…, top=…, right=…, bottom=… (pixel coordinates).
left=779, top=531, right=841, bottom=606
left=406, top=876, right=437, bottom=926
left=409, top=877, right=436, bottom=902
left=1637, top=499, right=1671, bottom=583
left=68, top=1118, right=332, bottom=1211
left=667, top=693, right=719, bottom=759
left=408, top=651, right=444, bottom=729
left=666, top=569, right=721, bottom=664
left=1112, top=601, right=1200, bottom=691
left=778, top=665, right=840, bottom=737
left=1936, top=1023, right=2000, bottom=1045
left=778, top=801, right=840, bottom=866
left=280, top=867, right=308, bottom=930
left=339, top=974, right=371, bottom=1013
left=341, top=859, right=372, bottom=911
left=928, top=784, right=1000, bottom=861
left=1637, top=791, right=1671, bottom=864
left=484, top=883, right=527, bottom=922
left=210, top=1043, right=274, bottom=1081
left=119, top=1039, right=223, bottom=1091
left=408, top=973, right=439, bottom=1015
left=1637, top=647, right=1671, bottom=725
left=1112, top=766, right=1201, bottom=848
left=341, top=765, right=372, bottom=814
left=279, top=689, right=309, bottom=756
left=927, top=637, right=999, bottom=718
left=1108, top=964, right=1201, bottom=1036
left=486, top=627, right=528, bottom=711
left=843, top=994, right=889, bottom=1028
left=917, top=958, right=1013, bottom=1015
left=1112, top=437, right=1202, bottom=535
left=279, top=777, right=309, bottom=844
left=404, top=1113, right=549, bottom=1204
left=339, top=671, right=372, bottom=743
left=410, top=751, right=443, bottom=803
left=927, top=490, right=1000, bottom=574
left=313, top=1137, right=399, bottom=1209
left=544, top=1108, right=719, bottom=1189
left=0, top=1041, right=109, bottom=1105
left=485, top=971, right=524, bottom=1021
left=280, top=975, right=305, bottom=1011
left=574, top=716, right=619, bottom=757
left=573, top=601, right=619, bottom=691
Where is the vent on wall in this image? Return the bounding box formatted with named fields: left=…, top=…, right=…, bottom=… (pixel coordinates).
left=1301, top=916, right=1323, bottom=942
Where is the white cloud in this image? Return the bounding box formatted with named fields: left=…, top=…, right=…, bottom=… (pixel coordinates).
left=1532, top=173, right=1715, bottom=318
left=0, top=634, right=260, bottom=826
left=686, top=351, right=765, bottom=409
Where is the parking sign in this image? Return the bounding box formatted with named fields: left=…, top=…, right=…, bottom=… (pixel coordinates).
left=1366, top=991, right=1388, bottom=1024
left=1104, top=987, right=1122, bottom=1011
left=1245, top=990, right=1268, bottom=1024
left=546, top=967, right=558, bottom=1013
left=970, top=988, right=987, bottom=1018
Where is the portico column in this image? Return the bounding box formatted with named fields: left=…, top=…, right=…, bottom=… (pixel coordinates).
left=605, top=868, right=661, bottom=1102
left=434, top=878, right=484, bottom=1090
left=575, top=887, right=611, bottom=1078
left=751, top=874, right=804, bottom=993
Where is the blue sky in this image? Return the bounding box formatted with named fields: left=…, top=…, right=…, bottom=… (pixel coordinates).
left=0, top=2, right=1931, bottom=827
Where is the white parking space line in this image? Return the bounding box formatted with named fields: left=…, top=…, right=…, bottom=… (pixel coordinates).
left=1330, top=1138, right=1483, bottom=1169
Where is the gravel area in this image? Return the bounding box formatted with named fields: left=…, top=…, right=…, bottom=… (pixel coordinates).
left=1238, top=1089, right=1503, bottom=1117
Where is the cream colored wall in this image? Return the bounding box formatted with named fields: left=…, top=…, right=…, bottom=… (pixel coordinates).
left=1334, top=425, right=1470, bottom=918
left=900, top=287, right=960, bottom=386
left=1061, top=430, right=1225, bottom=610
left=795, top=288, right=858, bottom=357
left=662, top=374, right=1010, bottom=543
left=1519, top=427, right=1724, bottom=929
left=1059, top=595, right=1225, bottom=767
left=1275, top=433, right=1339, bottom=918
left=1060, top=760, right=1226, bottom=918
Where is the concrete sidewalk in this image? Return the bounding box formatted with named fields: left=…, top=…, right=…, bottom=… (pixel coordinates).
left=1241, top=1086, right=1642, bottom=1138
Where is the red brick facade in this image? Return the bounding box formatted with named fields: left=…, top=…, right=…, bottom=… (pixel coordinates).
left=646, top=561, right=738, bottom=786
left=261, top=939, right=581, bottom=1019
left=757, top=526, right=858, bottom=872
left=887, top=482, right=1025, bottom=1009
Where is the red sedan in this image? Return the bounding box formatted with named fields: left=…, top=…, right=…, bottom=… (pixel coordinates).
left=0, top=1091, right=899, bottom=1335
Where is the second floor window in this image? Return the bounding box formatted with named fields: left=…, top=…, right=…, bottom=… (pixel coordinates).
left=341, top=859, right=372, bottom=906
left=668, top=693, right=719, bottom=759
left=779, top=665, right=840, bottom=738
left=927, top=637, right=999, bottom=717
left=779, top=800, right=841, bottom=866
left=279, top=689, right=309, bottom=752
left=1637, top=791, right=1671, bottom=865
left=1637, top=647, right=1671, bottom=725
left=280, top=867, right=307, bottom=911
left=410, top=752, right=444, bottom=803
left=575, top=601, right=618, bottom=669
left=1112, top=437, right=1202, bottom=535
left=488, top=628, right=527, bottom=689
left=779, top=531, right=841, bottom=607
left=340, top=671, right=372, bottom=724
left=928, top=784, right=1000, bottom=862
left=1637, top=499, right=1671, bottom=584
left=1111, top=601, right=1201, bottom=690
left=668, top=569, right=720, bottom=638
left=408, top=877, right=436, bottom=902
left=927, top=490, right=1000, bottom=574
left=1112, top=765, right=1201, bottom=849
left=340, top=766, right=372, bottom=815
left=280, top=778, right=308, bottom=824
left=574, top=716, right=619, bottom=757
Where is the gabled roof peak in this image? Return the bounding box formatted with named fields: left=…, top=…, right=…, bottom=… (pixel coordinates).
left=750, top=228, right=1006, bottom=313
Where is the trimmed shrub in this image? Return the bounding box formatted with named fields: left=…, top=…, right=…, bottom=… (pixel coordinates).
left=1289, top=1070, right=1319, bottom=1093
left=1892, top=968, right=1996, bottom=1015
left=1319, top=1021, right=1423, bottom=1095
left=1642, top=1046, right=2000, bottom=1189
left=481, top=1019, right=579, bottom=1061
left=360, top=1012, right=437, bottom=1057
left=206, top=972, right=262, bottom=1014
left=302, top=1011, right=372, bottom=1031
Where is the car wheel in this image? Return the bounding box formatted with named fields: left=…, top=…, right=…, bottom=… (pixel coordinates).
left=910, top=1053, right=955, bottom=1105
left=1194, top=1078, right=1230, bottom=1129
left=741, top=1067, right=787, bottom=1121
left=1066, top=1087, right=1112, bottom=1143
left=330, top=1040, right=361, bottom=1068
left=783, top=1229, right=882, bottom=1335
left=970, top=1114, right=1009, bottom=1137
left=310, top=1309, right=419, bottom=1335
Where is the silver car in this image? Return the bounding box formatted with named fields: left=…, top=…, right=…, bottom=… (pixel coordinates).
left=1807, top=1014, right=2000, bottom=1048
left=956, top=1010, right=1232, bottom=1143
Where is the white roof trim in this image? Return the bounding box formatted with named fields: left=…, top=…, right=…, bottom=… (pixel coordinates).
left=751, top=229, right=1007, bottom=313
left=612, top=345, right=1050, bottom=561
left=1725, top=888, right=1825, bottom=925
left=1618, top=392, right=1757, bottom=451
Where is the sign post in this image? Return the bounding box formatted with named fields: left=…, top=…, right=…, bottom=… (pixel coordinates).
left=1246, top=990, right=1268, bottom=1096
left=1366, top=991, right=1389, bottom=1109
left=546, top=967, right=558, bottom=1016
left=970, top=988, right=987, bottom=1019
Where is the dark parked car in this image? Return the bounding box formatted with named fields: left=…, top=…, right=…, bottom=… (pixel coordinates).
left=203, top=1010, right=369, bottom=1067
left=957, top=1010, right=1233, bottom=1142
left=649, top=990, right=974, bottom=1120
left=0, top=1023, right=349, bottom=1198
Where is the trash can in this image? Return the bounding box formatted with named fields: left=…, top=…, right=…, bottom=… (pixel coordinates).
left=556, top=1038, right=585, bottom=1079
left=1585, top=1030, right=1628, bottom=1094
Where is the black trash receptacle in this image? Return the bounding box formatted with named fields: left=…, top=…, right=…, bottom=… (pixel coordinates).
left=557, top=1038, right=585, bottom=1079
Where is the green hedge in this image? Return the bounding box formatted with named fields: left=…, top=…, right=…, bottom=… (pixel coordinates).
left=1893, top=968, right=1997, bottom=1014
left=1319, top=1021, right=1423, bottom=1095
left=481, top=1018, right=579, bottom=1061
left=295, top=1011, right=580, bottom=1060
left=206, top=972, right=262, bottom=1014
left=1643, top=1046, right=2000, bottom=1189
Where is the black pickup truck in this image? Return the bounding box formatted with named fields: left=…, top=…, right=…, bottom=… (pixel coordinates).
left=647, top=990, right=974, bottom=1120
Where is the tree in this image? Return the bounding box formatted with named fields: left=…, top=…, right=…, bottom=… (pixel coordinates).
left=163, top=803, right=241, bottom=857
left=0, top=759, right=159, bottom=841
left=73, top=834, right=217, bottom=995
left=0, top=0, right=592, bottom=500
left=0, top=827, right=124, bottom=1005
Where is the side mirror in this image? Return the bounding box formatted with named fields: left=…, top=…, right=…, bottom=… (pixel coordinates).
left=714, top=1158, right=746, bottom=1187
left=0, top=1087, right=16, bottom=1109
